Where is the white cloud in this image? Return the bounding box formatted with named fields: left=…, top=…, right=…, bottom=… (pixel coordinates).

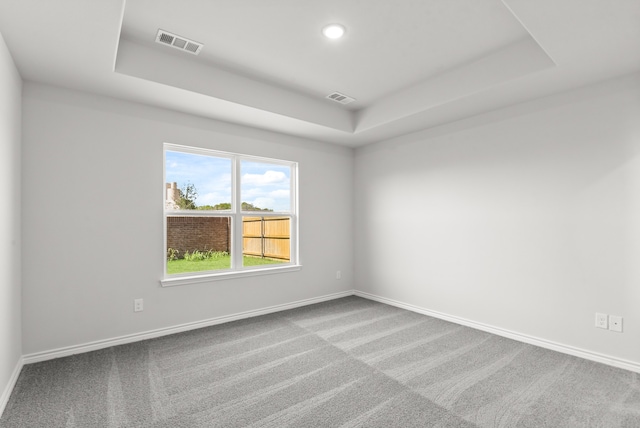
left=242, top=188, right=264, bottom=199
left=269, top=189, right=290, bottom=198
left=252, top=197, right=276, bottom=210
left=242, top=171, right=287, bottom=186
left=198, top=192, right=228, bottom=206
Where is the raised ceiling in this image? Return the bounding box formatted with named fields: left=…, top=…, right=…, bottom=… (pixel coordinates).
left=121, top=0, right=530, bottom=109
left=1, top=0, right=639, bottom=147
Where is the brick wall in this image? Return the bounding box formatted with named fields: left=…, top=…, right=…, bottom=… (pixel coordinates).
left=167, top=216, right=230, bottom=257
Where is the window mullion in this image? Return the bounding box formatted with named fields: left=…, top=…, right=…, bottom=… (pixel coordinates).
left=232, top=157, right=243, bottom=269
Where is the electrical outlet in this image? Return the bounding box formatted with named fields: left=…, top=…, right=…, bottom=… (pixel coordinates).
left=609, top=315, right=623, bottom=333
left=336, top=270, right=341, bottom=280
left=595, top=312, right=608, bottom=329
left=134, top=298, right=144, bottom=312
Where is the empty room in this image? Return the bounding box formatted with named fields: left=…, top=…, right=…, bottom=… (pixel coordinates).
left=1, top=0, right=640, bottom=426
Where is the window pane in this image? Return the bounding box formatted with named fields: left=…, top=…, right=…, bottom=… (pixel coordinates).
left=166, top=216, right=232, bottom=273
left=165, top=151, right=232, bottom=211
left=240, top=161, right=291, bottom=212
left=242, top=216, right=290, bottom=267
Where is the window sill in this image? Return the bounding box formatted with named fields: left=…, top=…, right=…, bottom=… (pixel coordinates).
left=160, top=265, right=302, bottom=287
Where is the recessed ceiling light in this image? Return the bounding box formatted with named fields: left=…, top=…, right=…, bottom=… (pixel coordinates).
left=322, top=24, right=345, bottom=39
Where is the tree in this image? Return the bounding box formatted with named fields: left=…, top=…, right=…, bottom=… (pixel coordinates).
left=176, top=182, right=198, bottom=210
left=206, top=202, right=231, bottom=210
left=242, top=202, right=273, bottom=212
left=188, top=198, right=274, bottom=212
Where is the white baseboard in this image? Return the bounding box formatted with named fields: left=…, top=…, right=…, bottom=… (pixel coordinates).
left=355, top=290, right=640, bottom=374
left=23, top=290, right=355, bottom=365
left=20, top=287, right=637, bottom=384
left=0, top=356, right=24, bottom=418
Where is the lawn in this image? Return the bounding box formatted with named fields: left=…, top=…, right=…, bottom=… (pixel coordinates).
left=167, top=255, right=285, bottom=274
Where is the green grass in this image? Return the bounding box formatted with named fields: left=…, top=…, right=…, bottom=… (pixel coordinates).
left=167, top=255, right=286, bottom=275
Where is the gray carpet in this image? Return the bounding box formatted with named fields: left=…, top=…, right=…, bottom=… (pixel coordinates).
left=2, top=296, right=639, bottom=427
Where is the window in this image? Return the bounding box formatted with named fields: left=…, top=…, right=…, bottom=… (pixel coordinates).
left=162, top=143, right=298, bottom=285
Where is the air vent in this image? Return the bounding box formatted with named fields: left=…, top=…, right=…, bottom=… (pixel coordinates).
left=155, top=29, right=203, bottom=55
left=326, top=92, right=355, bottom=105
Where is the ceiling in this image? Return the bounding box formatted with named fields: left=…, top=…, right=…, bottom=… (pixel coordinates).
left=0, top=0, right=639, bottom=147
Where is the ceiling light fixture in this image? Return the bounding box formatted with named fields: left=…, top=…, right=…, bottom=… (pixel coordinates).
left=322, top=24, right=345, bottom=39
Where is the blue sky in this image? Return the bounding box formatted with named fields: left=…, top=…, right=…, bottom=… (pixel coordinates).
left=165, top=151, right=291, bottom=211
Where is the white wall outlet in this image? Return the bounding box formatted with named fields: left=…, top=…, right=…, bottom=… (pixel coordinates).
left=134, top=298, right=144, bottom=312
left=595, top=312, right=608, bottom=329
left=609, top=315, right=623, bottom=332
left=336, top=270, right=341, bottom=280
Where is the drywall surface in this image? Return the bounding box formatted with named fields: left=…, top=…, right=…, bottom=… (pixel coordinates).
left=0, top=31, right=22, bottom=405
left=355, top=73, right=640, bottom=365
left=21, top=83, right=354, bottom=354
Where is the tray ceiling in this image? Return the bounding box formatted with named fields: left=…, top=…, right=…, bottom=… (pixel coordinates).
left=0, top=0, right=639, bottom=146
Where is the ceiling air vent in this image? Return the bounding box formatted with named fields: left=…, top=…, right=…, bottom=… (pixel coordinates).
left=155, top=29, right=203, bottom=55
left=326, top=92, right=355, bottom=105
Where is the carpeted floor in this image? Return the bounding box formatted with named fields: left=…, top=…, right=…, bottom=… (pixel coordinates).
left=2, top=296, right=639, bottom=427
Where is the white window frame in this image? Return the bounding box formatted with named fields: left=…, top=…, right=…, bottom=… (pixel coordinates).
left=161, top=143, right=300, bottom=287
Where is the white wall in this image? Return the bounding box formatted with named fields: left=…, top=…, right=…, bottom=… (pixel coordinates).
left=0, top=31, right=22, bottom=406
left=21, top=83, right=354, bottom=355
left=355, top=73, right=640, bottom=366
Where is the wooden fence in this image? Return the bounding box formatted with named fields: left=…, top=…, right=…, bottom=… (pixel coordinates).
left=243, top=217, right=290, bottom=261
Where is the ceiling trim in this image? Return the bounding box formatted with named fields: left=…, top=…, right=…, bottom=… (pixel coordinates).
left=115, top=38, right=356, bottom=133
left=356, top=36, right=555, bottom=132
left=115, top=34, right=554, bottom=137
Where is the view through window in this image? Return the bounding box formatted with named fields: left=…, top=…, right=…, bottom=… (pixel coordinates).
left=164, top=144, right=297, bottom=278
